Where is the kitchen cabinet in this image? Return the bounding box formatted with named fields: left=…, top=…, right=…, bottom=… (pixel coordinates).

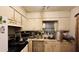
left=8, top=8, right=15, bottom=26
left=44, top=40, right=60, bottom=52
left=15, top=11, right=22, bottom=27
left=7, top=7, right=14, bottom=20
left=28, top=40, right=32, bottom=52
left=58, top=19, right=69, bottom=30
left=7, top=8, right=22, bottom=27
left=21, top=16, right=28, bottom=31
left=25, top=19, right=42, bottom=31
left=28, top=40, right=44, bottom=52
left=28, top=39, right=60, bottom=52
left=60, top=40, right=76, bottom=52
left=0, top=7, right=14, bottom=19
left=32, top=41, right=44, bottom=52
left=0, top=7, right=15, bottom=26
left=28, top=39, right=75, bottom=52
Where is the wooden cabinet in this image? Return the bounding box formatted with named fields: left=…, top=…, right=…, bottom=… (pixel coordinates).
left=60, top=41, right=76, bottom=52
left=28, top=39, right=75, bottom=52
left=44, top=40, right=60, bottom=52
left=28, top=40, right=44, bottom=52
left=28, top=39, right=60, bottom=52
left=32, top=41, right=44, bottom=52
left=28, top=40, right=32, bottom=52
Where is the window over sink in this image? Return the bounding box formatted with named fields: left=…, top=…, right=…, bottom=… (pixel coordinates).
left=42, top=21, right=58, bottom=39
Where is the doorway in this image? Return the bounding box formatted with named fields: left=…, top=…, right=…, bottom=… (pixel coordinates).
left=75, top=13, right=79, bottom=51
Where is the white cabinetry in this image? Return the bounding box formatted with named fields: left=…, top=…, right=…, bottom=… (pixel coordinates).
left=21, top=16, right=28, bottom=31
left=25, top=19, right=42, bottom=31
left=15, top=11, right=22, bottom=27
left=7, top=7, right=22, bottom=27
left=7, top=7, right=15, bottom=26
left=58, top=19, right=69, bottom=30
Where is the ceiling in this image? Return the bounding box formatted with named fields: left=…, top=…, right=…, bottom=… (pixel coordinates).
left=21, top=6, right=75, bottom=12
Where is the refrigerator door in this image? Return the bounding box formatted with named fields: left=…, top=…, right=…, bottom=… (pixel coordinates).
left=0, top=16, right=8, bottom=52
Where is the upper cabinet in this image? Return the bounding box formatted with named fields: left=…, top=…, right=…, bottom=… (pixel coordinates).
left=8, top=7, right=22, bottom=27
left=7, top=7, right=16, bottom=26
left=43, top=11, right=70, bottom=31
left=22, top=16, right=28, bottom=31
left=15, top=11, right=22, bottom=27
left=22, top=18, right=42, bottom=31
left=58, top=18, right=70, bottom=30
left=0, top=7, right=15, bottom=26
left=25, top=12, right=42, bottom=31
left=0, top=6, right=27, bottom=28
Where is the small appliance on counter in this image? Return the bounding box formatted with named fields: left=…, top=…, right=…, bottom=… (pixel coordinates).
left=58, top=30, right=75, bottom=42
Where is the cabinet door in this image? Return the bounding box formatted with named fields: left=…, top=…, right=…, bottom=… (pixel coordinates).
left=44, top=41, right=60, bottom=52
left=21, top=16, right=28, bottom=31
left=60, top=41, right=75, bottom=52
left=26, top=19, right=42, bottom=31
left=28, top=40, right=32, bottom=52
left=15, top=11, right=21, bottom=26
left=58, top=19, right=69, bottom=30
left=32, top=41, right=44, bottom=52
left=7, top=7, right=14, bottom=20
left=28, top=40, right=44, bottom=52
left=8, top=8, right=15, bottom=25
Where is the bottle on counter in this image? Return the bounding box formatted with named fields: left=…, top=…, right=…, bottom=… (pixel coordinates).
left=43, top=32, right=48, bottom=39
left=56, top=31, right=61, bottom=41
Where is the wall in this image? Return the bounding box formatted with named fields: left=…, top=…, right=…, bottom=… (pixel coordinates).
left=69, top=7, right=79, bottom=37
left=26, top=11, right=70, bottom=31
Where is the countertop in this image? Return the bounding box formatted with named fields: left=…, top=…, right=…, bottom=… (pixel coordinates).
left=28, top=38, right=75, bottom=43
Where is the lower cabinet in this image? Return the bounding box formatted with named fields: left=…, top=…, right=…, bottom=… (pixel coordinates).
left=44, top=41, right=60, bottom=52
left=28, top=40, right=44, bottom=52
left=60, top=41, right=76, bottom=52
left=28, top=40, right=75, bottom=52
left=28, top=40, right=61, bottom=52
left=32, top=41, right=44, bottom=52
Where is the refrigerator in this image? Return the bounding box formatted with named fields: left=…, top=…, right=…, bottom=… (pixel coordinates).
left=0, top=16, right=8, bottom=52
